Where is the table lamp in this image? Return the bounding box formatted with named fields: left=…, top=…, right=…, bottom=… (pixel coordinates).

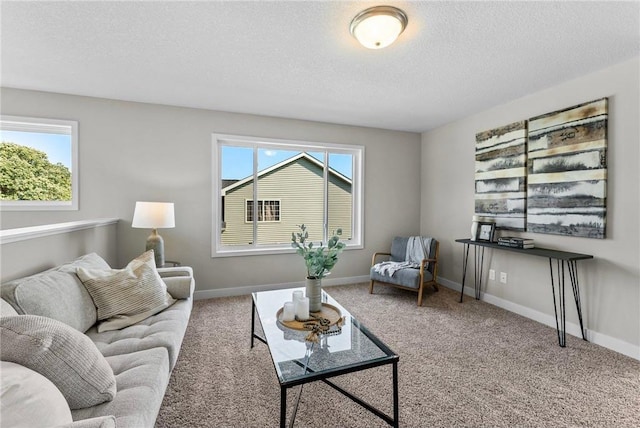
left=132, top=201, right=175, bottom=267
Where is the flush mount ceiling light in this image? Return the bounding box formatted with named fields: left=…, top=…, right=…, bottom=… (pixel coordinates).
left=349, top=5, right=408, bottom=49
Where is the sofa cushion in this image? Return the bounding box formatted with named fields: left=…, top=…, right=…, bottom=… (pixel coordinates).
left=77, top=251, right=176, bottom=332
left=58, top=416, right=117, bottom=428
left=87, top=298, right=192, bottom=371
left=0, top=315, right=116, bottom=409
left=0, top=253, right=110, bottom=332
left=71, top=348, right=170, bottom=428
left=0, top=361, right=73, bottom=428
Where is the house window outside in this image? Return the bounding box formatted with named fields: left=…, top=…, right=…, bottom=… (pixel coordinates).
left=0, top=115, right=78, bottom=211
left=246, top=200, right=281, bottom=222
left=212, top=134, right=364, bottom=257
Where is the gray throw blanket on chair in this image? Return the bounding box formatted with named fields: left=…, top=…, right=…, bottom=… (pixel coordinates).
left=373, top=237, right=432, bottom=277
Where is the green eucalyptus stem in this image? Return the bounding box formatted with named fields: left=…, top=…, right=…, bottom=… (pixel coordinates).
left=291, top=224, right=345, bottom=279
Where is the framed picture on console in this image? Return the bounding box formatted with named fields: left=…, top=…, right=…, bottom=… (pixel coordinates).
left=476, top=222, right=496, bottom=242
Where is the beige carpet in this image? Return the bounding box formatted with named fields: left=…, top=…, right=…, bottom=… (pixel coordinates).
left=156, top=284, right=639, bottom=427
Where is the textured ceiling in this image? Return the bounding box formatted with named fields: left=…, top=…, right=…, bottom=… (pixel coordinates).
left=1, top=1, right=638, bottom=133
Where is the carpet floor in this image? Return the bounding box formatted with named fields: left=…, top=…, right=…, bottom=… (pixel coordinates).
left=156, top=284, right=639, bottom=427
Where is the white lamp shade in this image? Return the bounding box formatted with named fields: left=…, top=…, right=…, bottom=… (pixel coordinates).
left=350, top=6, right=408, bottom=49
left=132, top=202, right=175, bottom=229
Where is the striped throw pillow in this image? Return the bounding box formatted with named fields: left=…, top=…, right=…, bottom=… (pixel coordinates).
left=77, top=251, right=175, bottom=329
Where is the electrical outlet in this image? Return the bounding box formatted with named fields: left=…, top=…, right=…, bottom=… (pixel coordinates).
left=500, top=272, right=507, bottom=284
left=489, top=269, right=496, bottom=280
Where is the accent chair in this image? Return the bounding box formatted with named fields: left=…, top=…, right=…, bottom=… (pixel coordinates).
left=369, top=236, right=439, bottom=306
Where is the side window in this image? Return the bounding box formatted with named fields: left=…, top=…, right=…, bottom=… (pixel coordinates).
left=0, top=115, right=78, bottom=211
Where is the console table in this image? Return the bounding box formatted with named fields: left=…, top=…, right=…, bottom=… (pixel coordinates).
left=455, top=239, right=593, bottom=347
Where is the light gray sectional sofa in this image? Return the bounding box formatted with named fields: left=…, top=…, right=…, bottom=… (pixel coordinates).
left=0, top=252, right=195, bottom=428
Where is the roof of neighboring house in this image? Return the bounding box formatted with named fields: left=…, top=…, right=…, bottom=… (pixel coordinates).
left=221, top=153, right=352, bottom=195
left=221, top=179, right=239, bottom=190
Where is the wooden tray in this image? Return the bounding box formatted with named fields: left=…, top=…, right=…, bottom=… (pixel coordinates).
left=276, top=303, right=342, bottom=331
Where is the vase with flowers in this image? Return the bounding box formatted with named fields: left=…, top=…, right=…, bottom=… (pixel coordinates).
left=291, top=224, right=346, bottom=312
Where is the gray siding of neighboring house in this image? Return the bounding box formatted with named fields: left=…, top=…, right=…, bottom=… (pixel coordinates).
left=328, top=175, right=352, bottom=240
left=222, top=157, right=352, bottom=245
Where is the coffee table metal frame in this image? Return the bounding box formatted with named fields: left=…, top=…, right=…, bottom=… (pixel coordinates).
left=251, top=288, right=399, bottom=428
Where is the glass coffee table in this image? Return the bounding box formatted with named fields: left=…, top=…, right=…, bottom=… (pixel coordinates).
left=251, top=287, right=399, bottom=428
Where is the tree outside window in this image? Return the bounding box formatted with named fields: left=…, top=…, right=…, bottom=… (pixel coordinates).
left=0, top=116, right=78, bottom=211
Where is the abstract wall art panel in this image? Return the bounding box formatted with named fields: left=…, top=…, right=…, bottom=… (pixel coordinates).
left=475, top=120, right=527, bottom=231
left=526, top=98, right=608, bottom=238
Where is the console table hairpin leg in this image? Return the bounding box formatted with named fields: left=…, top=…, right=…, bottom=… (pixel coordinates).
left=550, top=258, right=586, bottom=347
left=459, top=244, right=484, bottom=302
left=456, top=239, right=592, bottom=348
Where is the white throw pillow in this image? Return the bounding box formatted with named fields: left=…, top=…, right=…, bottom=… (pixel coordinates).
left=0, top=315, right=116, bottom=409
left=77, top=250, right=175, bottom=332
left=0, top=361, right=73, bottom=428
left=1, top=298, right=18, bottom=316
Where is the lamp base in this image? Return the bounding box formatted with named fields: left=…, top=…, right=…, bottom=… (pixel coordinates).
left=146, top=229, right=165, bottom=267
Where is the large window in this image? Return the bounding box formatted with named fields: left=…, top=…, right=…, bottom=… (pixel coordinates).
left=0, top=115, right=78, bottom=211
left=212, top=134, right=364, bottom=257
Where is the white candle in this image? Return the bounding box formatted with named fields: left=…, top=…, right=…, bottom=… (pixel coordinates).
left=292, top=290, right=303, bottom=305
left=295, top=297, right=309, bottom=320
left=282, top=302, right=295, bottom=322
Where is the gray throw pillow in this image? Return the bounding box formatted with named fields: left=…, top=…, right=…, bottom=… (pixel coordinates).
left=77, top=250, right=175, bottom=332
left=1, top=252, right=111, bottom=332
left=0, top=315, right=116, bottom=409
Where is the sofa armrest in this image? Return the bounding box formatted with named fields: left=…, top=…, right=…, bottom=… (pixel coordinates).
left=158, top=267, right=195, bottom=299
left=157, top=266, right=193, bottom=278
left=56, top=416, right=116, bottom=428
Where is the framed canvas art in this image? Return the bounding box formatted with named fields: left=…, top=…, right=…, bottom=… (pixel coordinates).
left=475, top=120, right=527, bottom=231
left=526, top=98, right=607, bottom=238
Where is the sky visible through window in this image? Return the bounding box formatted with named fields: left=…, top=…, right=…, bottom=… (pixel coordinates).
left=221, top=146, right=352, bottom=180
left=0, top=130, right=72, bottom=170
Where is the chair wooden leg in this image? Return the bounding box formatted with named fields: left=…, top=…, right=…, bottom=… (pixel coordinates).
left=417, top=284, right=424, bottom=306
left=369, top=280, right=375, bottom=294
left=432, top=282, right=439, bottom=291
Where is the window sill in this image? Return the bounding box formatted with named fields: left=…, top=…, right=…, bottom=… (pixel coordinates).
left=212, top=241, right=363, bottom=258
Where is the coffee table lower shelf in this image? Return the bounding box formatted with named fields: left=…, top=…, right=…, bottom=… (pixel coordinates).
left=250, top=289, right=399, bottom=428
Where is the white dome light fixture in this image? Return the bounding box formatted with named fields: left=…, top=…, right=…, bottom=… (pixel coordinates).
left=350, top=5, right=408, bottom=49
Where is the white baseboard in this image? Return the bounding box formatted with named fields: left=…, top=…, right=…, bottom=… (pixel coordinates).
left=194, top=275, right=370, bottom=300
left=438, top=276, right=640, bottom=361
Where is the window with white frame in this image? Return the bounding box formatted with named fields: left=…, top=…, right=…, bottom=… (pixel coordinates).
left=0, top=115, right=78, bottom=211
left=212, top=134, right=364, bottom=257
left=246, top=199, right=280, bottom=222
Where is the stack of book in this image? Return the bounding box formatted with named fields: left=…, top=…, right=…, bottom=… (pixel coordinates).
left=497, top=236, right=534, bottom=249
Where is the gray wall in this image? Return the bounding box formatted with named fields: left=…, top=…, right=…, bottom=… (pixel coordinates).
left=0, top=88, right=421, bottom=291
left=421, top=57, right=640, bottom=349
left=0, top=223, right=118, bottom=282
